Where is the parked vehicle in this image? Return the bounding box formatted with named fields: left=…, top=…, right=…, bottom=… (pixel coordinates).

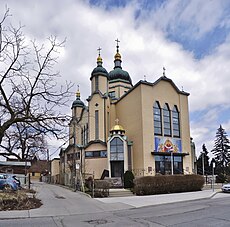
left=5, top=174, right=21, bottom=188
left=221, top=183, right=230, bottom=193
left=0, top=174, right=19, bottom=191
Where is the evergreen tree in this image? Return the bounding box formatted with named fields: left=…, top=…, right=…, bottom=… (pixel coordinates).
left=212, top=125, right=230, bottom=174
left=197, top=144, right=211, bottom=175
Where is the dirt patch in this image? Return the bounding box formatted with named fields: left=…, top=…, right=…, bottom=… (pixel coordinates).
left=0, top=189, right=42, bottom=211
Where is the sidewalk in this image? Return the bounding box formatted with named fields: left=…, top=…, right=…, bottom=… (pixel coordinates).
left=95, top=189, right=220, bottom=208
left=0, top=182, right=222, bottom=220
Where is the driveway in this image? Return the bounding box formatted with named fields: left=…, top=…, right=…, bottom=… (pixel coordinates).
left=0, top=182, right=132, bottom=219
left=0, top=181, right=222, bottom=220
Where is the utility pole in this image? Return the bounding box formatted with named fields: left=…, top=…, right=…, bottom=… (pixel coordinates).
left=171, top=151, right=174, bottom=175
left=202, top=151, right=205, bottom=176
left=47, top=149, right=50, bottom=183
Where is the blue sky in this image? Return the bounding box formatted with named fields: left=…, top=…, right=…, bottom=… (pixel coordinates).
left=1, top=0, right=230, bottom=158
left=90, top=0, right=230, bottom=59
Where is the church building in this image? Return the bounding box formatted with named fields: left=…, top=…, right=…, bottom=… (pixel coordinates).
left=60, top=41, right=194, bottom=184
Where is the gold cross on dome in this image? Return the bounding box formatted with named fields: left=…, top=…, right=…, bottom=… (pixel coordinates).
left=115, top=118, right=119, bottom=125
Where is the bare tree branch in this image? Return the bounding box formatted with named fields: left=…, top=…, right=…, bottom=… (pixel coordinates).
left=0, top=9, right=74, bottom=159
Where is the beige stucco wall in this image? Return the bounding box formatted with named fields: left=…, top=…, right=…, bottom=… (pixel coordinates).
left=115, top=80, right=192, bottom=175
left=51, top=159, right=60, bottom=176
left=88, top=94, right=107, bottom=142
left=84, top=142, right=108, bottom=178
left=70, top=107, right=88, bottom=145
left=85, top=158, right=107, bottom=179
left=109, top=81, right=132, bottom=99
left=150, top=81, right=191, bottom=172
left=140, top=84, right=155, bottom=175
left=91, top=75, right=108, bottom=94
left=115, top=85, right=144, bottom=173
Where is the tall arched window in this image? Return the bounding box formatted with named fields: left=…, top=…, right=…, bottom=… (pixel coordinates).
left=95, top=76, right=99, bottom=91
left=86, top=123, right=89, bottom=143
left=81, top=128, right=84, bottom=145
left=110, top=137, right=124, bottom=161
left=95, top=110, right=99, bottom=139
left=172, top=105, right=180, bottom=137
left=163, top=103, right=171, bottom=136
left=153, top=101, right=162, bottom=135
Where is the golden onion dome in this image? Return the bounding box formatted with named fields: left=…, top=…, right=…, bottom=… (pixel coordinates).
left=111, top=124, right=124, bottom=131
left=76, top=90, right=80, bottom=98
left=97, top=55, right=102, bottom=63
left=114, top=52, right=121, bottom=60
left=110, top=124, right=125, bottom=135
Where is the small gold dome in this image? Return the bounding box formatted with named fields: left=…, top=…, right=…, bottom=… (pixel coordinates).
left=76, top=90, right=80, bottom=98
left=110, top=125, right=125, bottom=135
left=97, top=55, right=102, bottom=63
left=114, top=52, right=121, bottom=60
left=110, top=124, right=125, bottom=132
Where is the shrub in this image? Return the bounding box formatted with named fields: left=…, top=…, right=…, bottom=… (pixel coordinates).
left=93, top=180, right=110, bottom=197
left=216, top=173, right=227, bottom=183
left=85, top=177, right=93, bottom=191
left=124, top=170, right=135, bottom=189
left=133, top=175, right=204, bottom=196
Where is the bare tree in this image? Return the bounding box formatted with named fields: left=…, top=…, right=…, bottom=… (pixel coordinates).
left=0, top=122, right=48, bottom=160
left=0, top=8, right=73, bottom=159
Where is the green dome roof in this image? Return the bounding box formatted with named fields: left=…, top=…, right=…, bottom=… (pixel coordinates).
left=90, top=54, right=108, bottom=80
left=72, top=99, right=84, bottom=108
left=109, top=67, right=132, bottom=83
left=109, top=41, right=132, bottom=84
left=72, top=90, right=84, bottom=109
left=91, top=65, right=108, bottom=80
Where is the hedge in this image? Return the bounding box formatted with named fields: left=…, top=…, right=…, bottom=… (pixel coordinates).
left=133, top=175, right=204, bottom=196
left=93, top=180, right=110, bottom=197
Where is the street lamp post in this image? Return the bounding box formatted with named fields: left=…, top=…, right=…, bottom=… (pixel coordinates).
left=171, top=151, right=174, bottom=175
left=212, top=162, right=215, bottom=192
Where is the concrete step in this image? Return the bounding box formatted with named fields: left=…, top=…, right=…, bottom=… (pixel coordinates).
left=109, top=189, right=134, bottom=197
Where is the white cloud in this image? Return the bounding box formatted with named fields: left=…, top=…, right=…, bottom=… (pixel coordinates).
left=145, top=0, right=226, bottom=39
left=1, top=0, right=230, bottom=158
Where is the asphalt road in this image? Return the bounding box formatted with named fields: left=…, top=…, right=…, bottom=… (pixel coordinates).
left=1, top=192, right=230, bottom=226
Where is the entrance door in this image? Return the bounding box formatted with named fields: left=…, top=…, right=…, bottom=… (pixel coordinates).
left=111, top=161, right=124, bottom=177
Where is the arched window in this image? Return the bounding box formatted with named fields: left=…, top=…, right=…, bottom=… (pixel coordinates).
left=110, top=137, right=124, bottom=161
left=163, top=103, right=171, bottom=136
left=172, top=105, right=180, bottom=137
left=83, top=125, right=86, bottom=145
left=95, top=110, right=99, bottom=140
left=81, top=127, right=84, bottom=145
left=153, top=101, right=162, bottom=135
left=95, top=76, right=99, bottom=91
left=86, top=123, right=89, bottom=143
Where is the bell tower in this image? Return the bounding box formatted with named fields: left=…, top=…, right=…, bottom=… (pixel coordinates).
left=108, top=39, right=132, bottom=100
left=88, top=49, right=109, bottom=142
left=90, top=47, right=108, bottom=95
